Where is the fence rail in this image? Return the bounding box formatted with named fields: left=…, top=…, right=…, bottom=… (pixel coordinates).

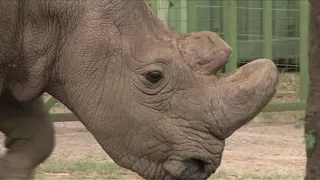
left=45, top=0, right=311, bottom=122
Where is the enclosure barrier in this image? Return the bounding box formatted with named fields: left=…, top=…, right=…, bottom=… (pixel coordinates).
left=45, top=0, right=311, bottom=122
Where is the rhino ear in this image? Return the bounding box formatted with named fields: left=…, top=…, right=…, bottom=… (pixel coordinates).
left=177, top=32, right=232, bottom=75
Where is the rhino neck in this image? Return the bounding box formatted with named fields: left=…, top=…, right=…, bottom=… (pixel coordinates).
left=0, top=1, right=24, bottom=98
left=1, top=1, right=85, bottom=101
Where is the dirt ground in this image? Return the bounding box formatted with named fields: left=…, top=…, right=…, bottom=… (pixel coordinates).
left=221, top=121, right=305, bottom=175
left=0, top=117, right=306, bottom=178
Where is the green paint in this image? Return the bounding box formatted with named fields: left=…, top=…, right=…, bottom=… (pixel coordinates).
left=223, top=0, right=238, bottom=72
left=263, top=0, right=273, bottom=60
left=262, top=102, right=306, bottom=112
left=187, top=0, right=197, bottom=33
left=211, top=0, right=222, bottom=35
left=180, top=0, right=187, bottom=34
left=273, top=0, right=289, bottom=38
left=47, top=101, right=307, bottom=123
left=237, top=0, right=247, bottom=41
left=197, top=0, right=212, bottom=32
left=45, top=97, right=58, bottom=112
left=167, top=0, right=187, bottom=34
left=147, top=0, right=158, bottom=15
left=299, top=1, right=310, bottom=101
left=158, top=0, right=170, bottom=24
left=168, top=0, right=180, bottom=32
left=49, top=113, right=78, bottom=122
left=247, top=0, right=262, bottom=41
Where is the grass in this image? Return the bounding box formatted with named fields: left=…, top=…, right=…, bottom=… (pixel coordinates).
left=277, top=73, right=300, bottom=94
left=272, top=72, right=300, bottom=103
left=33, top=157, right=304, bottom=180
left=34, top=157, right=140, bottom=180
left=256, top=110, right=305, bottom=125
left=211, top=170, right=303, bottom=180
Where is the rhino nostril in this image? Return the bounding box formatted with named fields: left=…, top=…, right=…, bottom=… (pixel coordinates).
left=163, top=157, right=215, bottom=180
left=185, top=158, right=206, bottom=173
left=182, top=158, right=214, bottom=179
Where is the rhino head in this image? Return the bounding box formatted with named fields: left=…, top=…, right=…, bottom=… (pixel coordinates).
left=41, top=1, right=279, bottom=179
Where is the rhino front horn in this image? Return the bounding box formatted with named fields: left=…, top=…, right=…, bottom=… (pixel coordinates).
left=177, top=31, right=232, bottom=76
left=213, top=59, right=279, bottom=138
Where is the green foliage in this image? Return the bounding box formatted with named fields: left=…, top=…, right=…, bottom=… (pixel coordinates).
left=304, top=129, right=316, bottom=149
left=294, top=123, right=303, bottom=129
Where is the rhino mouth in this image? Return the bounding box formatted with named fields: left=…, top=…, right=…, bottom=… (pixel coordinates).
left=163, top=157, right=216, bottom=180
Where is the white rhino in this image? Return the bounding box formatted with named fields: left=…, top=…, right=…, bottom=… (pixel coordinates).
left=0, top=0, right=278, bottom=179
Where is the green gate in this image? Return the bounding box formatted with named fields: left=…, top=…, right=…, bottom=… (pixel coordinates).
left=147, top=0, right=310, bottom=112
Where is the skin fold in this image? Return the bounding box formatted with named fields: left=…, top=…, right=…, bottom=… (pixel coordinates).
left=0, top=0, right=279, bottom=179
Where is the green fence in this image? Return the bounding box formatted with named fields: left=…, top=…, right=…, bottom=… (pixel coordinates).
left=148, top=0, right=310, bottom=112
left=45, top=0, right=311, bottom=122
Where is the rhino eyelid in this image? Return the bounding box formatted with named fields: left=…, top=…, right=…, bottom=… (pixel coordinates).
left=139, top=59, right=170, bottom=68
left=135, top=63, right=166, bottom=74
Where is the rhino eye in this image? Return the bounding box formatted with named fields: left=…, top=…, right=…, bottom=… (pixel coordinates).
left=145, top=71, right=163, bottom=84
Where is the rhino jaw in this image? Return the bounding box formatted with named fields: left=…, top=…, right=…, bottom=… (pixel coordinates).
left=214, top=59, right=279, bottom=138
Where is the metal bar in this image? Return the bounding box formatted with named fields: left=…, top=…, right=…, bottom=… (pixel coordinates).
left=263, top=0, right=273, bottom=59
left=49, top=113, right=79, bottom=122
left=210, top=0, right=222, bottom=33
left=187, top=0, right=197, bottom=32
left=262, top=102, right=306, bottom=112
left=247, top=1, right=262, bottom=41
left=180, top=0, right=187, bottom=34
left=299, top=1, right=310, bottom=101
left=273, top=1, right=289, bottom=38
left=168, top=0, right=179, bottom=32
left=223, top=0, right=238, bottom=72
left=197, top=0, right=212, bottom=31
left=48, top=102, right=307, bottom=123
left=44, top=97, right=58, bottom=112
left=158, top=0, right=170, bottom=24
left=148, top=0, right=158, bottom=15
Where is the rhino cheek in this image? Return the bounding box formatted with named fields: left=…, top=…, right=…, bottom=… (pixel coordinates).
left=212, top=59, right=279, bottom=138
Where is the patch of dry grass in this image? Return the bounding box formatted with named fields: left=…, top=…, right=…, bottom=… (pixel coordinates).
left=211, top=170, right=303, bottom=180
left=34, top=157, right=303, bottom=180
left=256, top=110, right=305, bottom=125
left=272, top=72, right=300, bottom=103
left=34, top=157, right=140, bottom=180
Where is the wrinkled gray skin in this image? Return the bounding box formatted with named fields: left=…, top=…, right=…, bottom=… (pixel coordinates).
left=0, top=0, right=279, bottom=179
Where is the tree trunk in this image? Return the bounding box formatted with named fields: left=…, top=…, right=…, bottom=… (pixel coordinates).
left=305, top=1, right=320, bottom=179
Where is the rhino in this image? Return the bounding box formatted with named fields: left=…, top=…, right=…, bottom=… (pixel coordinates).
left=0, top=0, right=279, bottom=179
